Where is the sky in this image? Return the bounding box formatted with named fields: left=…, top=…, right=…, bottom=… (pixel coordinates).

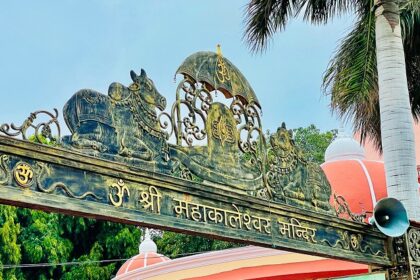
left=0, top=1, right=355, bottom=137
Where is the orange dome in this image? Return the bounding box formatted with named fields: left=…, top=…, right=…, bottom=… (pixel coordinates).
left=116, top=252, right=170, bottom=276
left=321, top=131, right=387, bottom=214
left=322, top=159, right=387, bottom=213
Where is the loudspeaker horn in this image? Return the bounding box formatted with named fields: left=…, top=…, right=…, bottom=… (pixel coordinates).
left=369, top=197, right=409, bottom=237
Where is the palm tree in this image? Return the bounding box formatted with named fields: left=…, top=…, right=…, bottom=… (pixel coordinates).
left=244, top=0, right=420, bottom=220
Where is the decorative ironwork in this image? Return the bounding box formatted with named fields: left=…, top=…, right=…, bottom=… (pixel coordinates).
left=166, top=48, right=265, bottom=190
left=0, top=48, right=407, bottom=271
left=333, top=193, right=368, bottom=223
left=171, top=77, right=210, bottom=146
left=389, top=267, right=410, bottom=280
left=0, top=109, right=61, bottom=143
left=231, top=97, right=265, bottom=166
left=413, top=266, right=420, bottom=279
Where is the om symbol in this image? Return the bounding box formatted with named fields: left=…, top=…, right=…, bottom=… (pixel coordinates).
left=13, top=162, right=34, bottom=187
left=109, top=179, right=130, bottom=207
left=215, top=45, right=231, bottom=83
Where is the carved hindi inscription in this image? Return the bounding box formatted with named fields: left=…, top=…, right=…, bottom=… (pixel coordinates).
left=278, top=217, right=317, bottom=243
left=173, top=199, right=271, bottom=234
left=138, top=186, right=162, bottom=214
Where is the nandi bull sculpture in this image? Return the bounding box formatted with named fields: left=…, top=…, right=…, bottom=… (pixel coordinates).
left=63, top=69, right=168, bottom=162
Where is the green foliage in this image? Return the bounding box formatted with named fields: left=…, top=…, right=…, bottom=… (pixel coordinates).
left=97, top=222, right=141, bottom=260
left=293, top=124, right=337, bottom=164
left=0, top=208, right=141, bottom=279
left=18, top=209, right=73, bottom=279
left=0, top=206, right=22, bottom=280
left=61, top=243, right=115, bottom=280
left=28, top=134, right=59, bottom=147
left=156, top=231, right=241, bottom=259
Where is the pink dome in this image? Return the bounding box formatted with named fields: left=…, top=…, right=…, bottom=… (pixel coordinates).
left=116, top=229, right=170, bottom=277
left=116, top=252, right=170, bottom=276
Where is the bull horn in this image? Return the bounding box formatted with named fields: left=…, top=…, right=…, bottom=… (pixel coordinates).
left=140, top=68, right=147, bottom=77
left=130, top=70, right=137, bottom=81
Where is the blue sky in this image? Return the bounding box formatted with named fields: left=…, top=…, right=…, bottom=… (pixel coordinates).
left=0, top=1, right=354, bottom=136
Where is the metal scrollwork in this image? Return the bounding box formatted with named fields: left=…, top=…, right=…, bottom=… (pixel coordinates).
left=157, top=111, right=174, bottom=138
left=172, top=77, right=211, bottom=146
left=230, top=98, right=267, bottom=191
left=389, top=267, right=410, bottom=280
left=231, top=98, right=264, bottom=155
left=333, top=194, right=367, bottom=223
left=0, top=109, right=61, bottom=143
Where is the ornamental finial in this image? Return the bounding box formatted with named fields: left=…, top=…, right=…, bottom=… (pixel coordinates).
left=216, top=44, right=223, bottom=57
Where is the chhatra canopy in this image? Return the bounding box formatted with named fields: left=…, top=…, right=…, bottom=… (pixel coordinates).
left=176, top=49, right=261, bottom=109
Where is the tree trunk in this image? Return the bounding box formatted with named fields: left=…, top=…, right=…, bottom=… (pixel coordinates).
left=374, top=0, right=420, bottom=220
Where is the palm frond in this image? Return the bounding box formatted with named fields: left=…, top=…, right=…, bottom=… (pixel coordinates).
left=400, top=0, right=420, bottom=47
left=322, top=7, right=381, bottom=149
left=400, top=1, right=420, bottom=121
left=324, top=1, right=420, bottom=152
left=243, top=0, right=366, bottom=53
left=243, top=0, right=300, bottom=52
left=298, top=0, right=364, bottom=24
